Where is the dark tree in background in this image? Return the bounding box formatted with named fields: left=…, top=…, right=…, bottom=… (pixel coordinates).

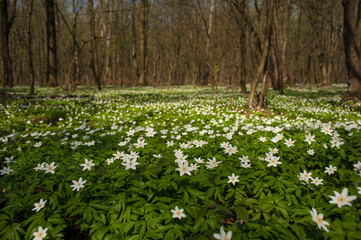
left=139, top=0, right=149, bottom=86
left=342, top=0, right=361, bottom=99
left=45, top=0, right=58, bottom=87
left=131, top=0, right=140, bottom=83
left=0, top=0, right=17, bottom=88
left=27, top=0, right=35, bottom=95
left=88, top=0, right=101, bottom=90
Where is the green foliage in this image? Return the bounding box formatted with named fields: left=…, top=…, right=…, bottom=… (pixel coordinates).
left=0, top=86, right=360, bottom=239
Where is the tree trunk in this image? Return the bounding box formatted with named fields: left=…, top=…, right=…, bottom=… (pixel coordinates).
left=281, top=0, right=290, bottom=87
left=269, top=21, right=280, bottom=90
left=45, top=0, right=58, bottom=87
left=139, top=0, right=148, bottom=86
left=99, top=0, right=113, bottom=83
left=1, top=0, right=16, bottom=89
left=88, top=0, right=101, bottom=90
left=131, top=0, right=140, bottom=82
left=201, top=0, right=216, bottom=86
left=247, top=0, right=273, bottom=108
left=71, top=0, right=79, bottom=90
left=342, top=0, right=361, bottom=94
left=27, top=0, right=35, bottom=95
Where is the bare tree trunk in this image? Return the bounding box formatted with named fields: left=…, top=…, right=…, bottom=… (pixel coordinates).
left=281, top=0, right=291, bottom=87
left=1, top=0, right=17, bottom=89
left=27, top=0, right=35, bottom=95
left=139, top=0, right=148, bottom=86
left=272, top=0, right=283, bottom=91
left=247, top=0, right=273, bottom=108
left=71, top=0, right=79, bottom=89
left=99, top=0, right=113, bottom=83
left=88, top=0, right=101, bottom=90
left=269, top=32, right=280, bottom=90
left=201, top=0, right=216, bottom=86
left=342, top=0, right=361, bottom=95
left=45, top=0, right=58, bottom=87
left=131, top=0, right=140, bottom=82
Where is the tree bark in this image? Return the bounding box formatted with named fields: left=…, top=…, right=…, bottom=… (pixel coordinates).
left=88, top=0, right=101, bottom=90
left=342, top=0, right=361, bottom=94
left=131, top=0, right=140, bottom=82
left=139, top=0, right=148, bottom=86
left=71, top=0, right=79, bottom=89
left=201, top=0, right=216, bottom=86
left=281, top=0, right=291, bottom=87
left=247, top=0, right=274, bottom=108
left=45, top=0, right=58, bottom=87
left=1, top=0, right=17, bottom=88
left=27, top=0, right=35, bottom=95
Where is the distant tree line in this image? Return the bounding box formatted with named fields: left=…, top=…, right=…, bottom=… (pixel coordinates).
left=0, top=0, right=360, bottom=103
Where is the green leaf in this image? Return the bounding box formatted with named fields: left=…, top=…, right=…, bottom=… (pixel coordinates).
left=235, top=206, right=249, bottom=223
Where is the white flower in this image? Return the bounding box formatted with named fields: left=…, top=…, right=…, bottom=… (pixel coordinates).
left=33, top=226, right=48, bottom=240
left=106, top=158, right=115, bottom=165
left=358, top=187, right=361, bottom=194
left=145, top=128, right=157, bottom=137
left=32, top=199, right=47, bottom=212
left=113, top=151, right=124, bottom=159
left=166, top=141, right=174, bottom=147
left=0, top=166, right=13, bottom=175
left=176, top=163, right=191, bottom=176
left=122, top=158, right=140, bottom=170
left=305, top=133, right=316, bottom=145
left=284, top=138, right=295, bottom=147
left=129, top=151, right=139, bottom=160
left=228, top=173, right=239, bottom=185
left=4, top=156, right=15, bottom=164
left=80, top=159, right=95, bottom=171
left=299, top=170, right=312, bottom=182
left=224, top=145, right=237, bottom=155
left=206, top=157, right=221, bottom=169
left=329, top=188, right=357, bottom=208
left=307, top=149, right=315, bottom=155
left=266, top=156, right=281, bottom=167
left=259, top=137, right=267, bottom=142
left=220, top=142, right=229, bottom=148
left=70, top=177, right=87, bottom=191
left=194, top=157, right=204, bottom=164
left=310, top=208, right=329, bottom=232
left=171, top=206, right=186, bottom=219
left=324, top=165, right=337, bottom=175
left=311, top=177, right=323, bottom=186
left=34, top=163, right=45, bottom=171
left=330, top=137, right=343, bottom=148
left=190, top=163, right=199, bottom=171
left=321, top=125, right=333, bottom=135
left=353, top=161, right=361, bottom=171
left=44, top=162, right=57, bottom=174
left=239, top=155, right=250, bottom=163
left=269, top=148, right=279, bottom=154
left=213, top=226, right=232, bottom=240
left=241, top=162, right=251, bottom=168
left=134, top=138, right=147, bottom=148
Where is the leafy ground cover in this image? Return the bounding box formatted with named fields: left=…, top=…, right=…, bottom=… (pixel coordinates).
left=0, top=86, right=361, bottom=239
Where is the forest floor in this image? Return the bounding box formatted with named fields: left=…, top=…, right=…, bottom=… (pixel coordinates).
left=0, top=85, right=361, bottom=239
